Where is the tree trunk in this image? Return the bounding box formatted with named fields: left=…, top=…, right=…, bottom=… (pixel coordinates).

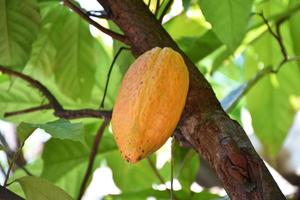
left=97, top=0, right=286, bottom=199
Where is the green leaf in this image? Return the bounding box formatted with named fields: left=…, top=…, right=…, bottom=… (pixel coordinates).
left=191, top=191, right=221, bottom=200
left=177, top=152, right=199, bottom=191
left=41, top=139, right=89, bottom=181
left=289, top=0, right=300, bottom=67
left=53, top=6, right=97, bottom=101
left=164, top=12, right=207, bottom=39
left=17, top=176, right=73, bottom=200
left=54, top=162, right=87, bottom=199
left=17, top=122, right=36, bottom=143
left=104, top=189, right=219, bottom=200
left=183, top=0, right=192, bottom=10
left=7, top=159, right=44, bottom=198
left=172, top=143, right=199, bottom=192
left=211, top=47, right=231, bottom=74
left=0, top=79, right=56, bottom=123
left=0, top=74, right=9, bottom=83
left=40, top=122, right=115, bottom=197
left=0, top=0, right=41, bottom=68
left=26, top=3, right=65, bottom=77
left=8, top=159, right=80, bottom=199
left=104, top=189, right=195, bottom=200
left=178, top=30, right=222, bottom=62
left=103, top=189, right=170, bottom=200
left=41, top=128, right=116, bottom=182
left=245, top=30, right=300, bottom=156
left=106, top=151, right=157, bottom=192
left=198, top=0, right=253, bottom=51
left=17, top=119, right=85, bottom=144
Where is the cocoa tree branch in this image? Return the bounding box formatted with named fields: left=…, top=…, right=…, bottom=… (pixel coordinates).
left=77, top=120, right=109, bottom=200
left=0, top=65, right=111, bottom=120
left=63, top=0, right=129, bottom=45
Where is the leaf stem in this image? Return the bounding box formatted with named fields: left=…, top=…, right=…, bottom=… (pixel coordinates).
left=77, top=120, right=109, bottom=200
left=100, top=47, right=130, bottom=108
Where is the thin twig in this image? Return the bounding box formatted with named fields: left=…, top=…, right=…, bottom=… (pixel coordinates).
left=100, top=47, right=130, bottom=108
left=250, top=4, right=300, bottom=30
left=155, top=0, right=160, bottom=17
left=54, top=109, right=111, bottom=120
left=170, top=137, right=175, bottom=200
left=148, top=0, right=152, bottom=7
left=0, top=65, right=112, bottom=120
left=4, top=104, right=51, bottom=117
left=3, top=160, right=14, bottom=186
left=0, top=133, right=32, bottom=177
left=146, top=157, right=178, bottom=200
left=77, top=120, right=109, bottom=200
left=5, top=107, right=112, bottom=120
left=147, top=157, right=166, bottom=184
left=3, top=143, right=25, bottom=186
left=257, top=12, right=288, bottom=60
left=63, top=0, right=128, bottom=44
left=158, top=0, right=173, bottom=23
left=0, top=162, right=6, bottom=177
left=222, top=12, right=300, bottom=112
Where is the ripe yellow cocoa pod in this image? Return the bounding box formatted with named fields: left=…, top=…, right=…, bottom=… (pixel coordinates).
left=112, top=47, right=189, bottom=163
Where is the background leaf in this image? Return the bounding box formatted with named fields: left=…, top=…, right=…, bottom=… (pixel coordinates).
left=198, top=0, right=253, bottom=51
left=164, top=12, right=207, bottom=39
left=17, top=176, right=73, bottom=200
left=25, top=3, right=65, bottom=77
left=106, top=151, right=158, bottom=192
left=53, top=6, right=97, bottom=101
left=0, top=0, right=41, bottom=68
left=289, top=0, right=300, bottom=67
left=178, top=30, right=222, bottom=63
left=245, top=28, right=300, bottom=156
left=17, top=119, right=86, bottom=144
left=0, top=79, right=56, bottom=123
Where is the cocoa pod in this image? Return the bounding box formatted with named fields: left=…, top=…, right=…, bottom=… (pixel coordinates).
left=112, top=47, right=189, bottom=163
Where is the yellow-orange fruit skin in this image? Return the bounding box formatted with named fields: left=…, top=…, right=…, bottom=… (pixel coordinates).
left=111, top=47, right=189, bottom=163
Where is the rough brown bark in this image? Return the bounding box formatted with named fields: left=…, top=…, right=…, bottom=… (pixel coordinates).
left=97, top=0, right=286, bottom=199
